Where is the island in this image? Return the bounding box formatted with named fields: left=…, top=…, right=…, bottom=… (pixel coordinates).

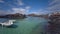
left=28, top=13, right=49, bottom=19
left=0, top=13, right=26, bottom=19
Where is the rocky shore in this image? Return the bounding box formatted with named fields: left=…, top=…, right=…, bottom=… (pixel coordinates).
left=0, top=13, right=26, bottom=19
left=47, top=12, right=60, bottom=34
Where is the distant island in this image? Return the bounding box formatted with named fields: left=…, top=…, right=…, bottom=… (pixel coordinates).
left=0, top=13, right=49, bottom=19
left=0, top=13, right=26, bottom=19
left=28, top=13, right=49, bottom=18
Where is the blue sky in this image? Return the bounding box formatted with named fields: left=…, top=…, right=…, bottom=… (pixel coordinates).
left=0, top=0, right=60, bottom=15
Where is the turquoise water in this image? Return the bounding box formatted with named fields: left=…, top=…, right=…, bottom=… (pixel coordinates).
left=0, top=17, right=48, bottom=34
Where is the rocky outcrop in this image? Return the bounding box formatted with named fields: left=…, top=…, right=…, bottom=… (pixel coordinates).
left=0, top=13, right=26, bottom=19
left=48, top=12, right=60, bottom=34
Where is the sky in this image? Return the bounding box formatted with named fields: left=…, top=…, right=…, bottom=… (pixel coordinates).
left=0, top=0, right=60, bottom=15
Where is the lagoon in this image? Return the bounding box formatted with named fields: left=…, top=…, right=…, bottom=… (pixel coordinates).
left=0, top=17, right=48, bottom=34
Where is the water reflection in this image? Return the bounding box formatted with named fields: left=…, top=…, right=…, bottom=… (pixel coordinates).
left=6, top=24, right=18, bottom=28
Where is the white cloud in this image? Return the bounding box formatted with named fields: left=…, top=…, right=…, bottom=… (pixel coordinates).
left=47, top=4, right=60, bottom=11
left=30, top=9, right=49, bottom=15
left=17, top=0, right=24, bottom=5
left=0, top=0, right=4, bottom=3
left=19, top=1, right=24, bottom=5
left=12, top=7, right=30, bottom=14
left=47, top=0, right=60, bottom=11
left=25, top=6, right=31, bottom=9
left=0, top=10, right=12, bottom=15
left=0, top=0, right=31, bottom=15
left=49, top=0, right=60, bottom=6
left=31, top=12, right=40, bottom=15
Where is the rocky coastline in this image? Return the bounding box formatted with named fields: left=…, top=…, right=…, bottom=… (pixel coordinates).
left=47, top=12, right=60, bottom=34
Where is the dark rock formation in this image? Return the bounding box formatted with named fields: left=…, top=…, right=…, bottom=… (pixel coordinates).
left=0, top=13, right=26, bottom=19
left=48, top=12, right=60, bottom=34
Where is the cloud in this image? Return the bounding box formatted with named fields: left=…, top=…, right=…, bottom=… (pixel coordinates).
left=11, top=5, right=31, bottom=14
left=47, top=4, right=60, bottom=11
left=30, top=9, right=51, bottom=15
left=17, top=0, right=24, bottom=5
left=0, top=8, right=29, bottom=15
left=0, top=0, right=4, bottom=3
left=25, top=6, right=31, bottom=9
left=0, top=10, right=12, bottom=15
left=0, top=0, right=31, bottom=15
left=25, top=6, right=31, bottom=13
left=48, top=0, right=60, bottom=6
left=46, top=0, right=60, bottom=11
left=12, top=7, right=30, bottom=14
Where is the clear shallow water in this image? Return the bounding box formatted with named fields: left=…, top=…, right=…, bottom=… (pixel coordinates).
left=0, top=17, right=48, bottom=34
